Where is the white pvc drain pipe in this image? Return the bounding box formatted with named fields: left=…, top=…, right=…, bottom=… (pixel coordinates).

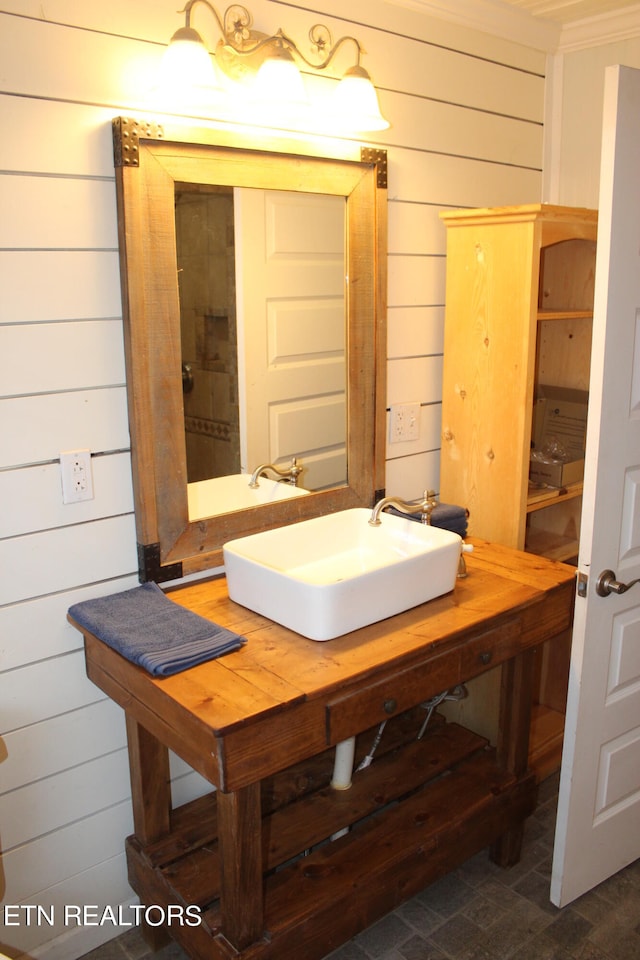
left=331, top=736, right=356, bottom=790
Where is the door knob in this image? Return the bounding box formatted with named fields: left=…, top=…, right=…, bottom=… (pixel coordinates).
left=596, top=569, right=640, bottom=597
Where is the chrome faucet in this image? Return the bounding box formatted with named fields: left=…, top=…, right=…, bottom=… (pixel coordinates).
left=249, top=456, right=302, bottom=488
left=368, top=489, right=438, bottom=526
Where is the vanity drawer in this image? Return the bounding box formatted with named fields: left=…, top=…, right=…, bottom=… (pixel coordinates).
left=459, top=616, right=523, bottom=677
left=326, top=617, right=522, bottom=744
left=326, top=653, right=456, bottom=745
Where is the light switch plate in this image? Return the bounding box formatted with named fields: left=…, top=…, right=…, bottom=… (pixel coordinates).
left=389, top=402, right=421, bottom=443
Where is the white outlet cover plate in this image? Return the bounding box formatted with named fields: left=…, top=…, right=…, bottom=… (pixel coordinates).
left=60, top=449, right=94, bottom=503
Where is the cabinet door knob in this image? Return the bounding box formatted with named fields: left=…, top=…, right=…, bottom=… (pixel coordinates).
left=383, top=698, right=397, bottom=714
left=479, top=651, right=492, bottom=665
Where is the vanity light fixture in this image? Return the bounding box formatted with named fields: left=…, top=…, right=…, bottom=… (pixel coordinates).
left=159, top=0, right=390, bottom=131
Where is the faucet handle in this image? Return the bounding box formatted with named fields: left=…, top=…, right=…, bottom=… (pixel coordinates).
left=287, top=456, right=303, bottom=486
left=421, top=489, right=438, bottom=524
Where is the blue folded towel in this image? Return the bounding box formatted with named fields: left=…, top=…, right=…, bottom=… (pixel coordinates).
left=68, top=582, right=246, bottom=677
left=389, top=502, right=469, bottom=538
left=430, top=503, right=469, bottom=538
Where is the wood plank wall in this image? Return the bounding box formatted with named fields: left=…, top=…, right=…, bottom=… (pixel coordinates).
left=0, top=0, right=545, bottom=956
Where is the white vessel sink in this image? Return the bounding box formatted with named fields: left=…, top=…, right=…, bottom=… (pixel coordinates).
left=188, top=473, right=308, bottom=521
left=223, top=508, right=462, bottom=641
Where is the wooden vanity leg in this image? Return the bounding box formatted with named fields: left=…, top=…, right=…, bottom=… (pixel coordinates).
left=217, top=783, right=263, bottom=950
left=125, top=713, right=171, bottom=841
left=491, top=649, right=535, bottom=867
left=125, top=713, right=171, bottom=951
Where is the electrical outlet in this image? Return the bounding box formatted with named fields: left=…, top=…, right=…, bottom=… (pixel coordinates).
left=60, top=449, right=94, bottom=503
left=389, top=402, right=421, bottom=443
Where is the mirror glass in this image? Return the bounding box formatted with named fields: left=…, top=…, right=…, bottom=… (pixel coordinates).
left=112, top=117, right=386, bottom=580
left=175, top=184, right=348, bottom=519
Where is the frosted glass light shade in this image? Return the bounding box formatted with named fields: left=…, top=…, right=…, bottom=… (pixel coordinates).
left=252, top=47, right=308, bottom=113
left=158, top=26, right=225, bottom=104
left=332, top=65, right=389, bottom=132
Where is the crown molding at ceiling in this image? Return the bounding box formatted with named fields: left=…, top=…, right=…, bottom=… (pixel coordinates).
left=558, top=5, right=640, bottom=52
left=387, top=0, right=640, bottom=53
left=386, top=0, right=559, bottom=49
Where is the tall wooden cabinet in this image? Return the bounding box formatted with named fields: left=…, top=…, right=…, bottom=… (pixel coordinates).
left=439, top=204, right=597, bottom=778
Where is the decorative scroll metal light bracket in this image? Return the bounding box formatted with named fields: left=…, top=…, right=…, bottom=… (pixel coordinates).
left=157, top=1, right=389, bottom=132
left=182, top=1, right=374, bottom=83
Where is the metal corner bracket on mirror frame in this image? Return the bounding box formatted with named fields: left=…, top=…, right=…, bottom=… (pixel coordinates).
left=112, top=117, right=388, bottom=582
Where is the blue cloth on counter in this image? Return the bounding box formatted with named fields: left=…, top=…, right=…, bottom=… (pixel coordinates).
left=68, top=581, right=246, bottom=677
left=389, top=502, right=469, bottom=538
left=430, top=503, right=469, bottom=537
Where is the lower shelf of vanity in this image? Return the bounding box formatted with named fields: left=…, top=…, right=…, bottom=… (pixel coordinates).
left=126, top=713, right=536, bottom=960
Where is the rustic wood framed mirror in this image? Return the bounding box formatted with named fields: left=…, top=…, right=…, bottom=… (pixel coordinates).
left=113, top=117, right=387, bottom=581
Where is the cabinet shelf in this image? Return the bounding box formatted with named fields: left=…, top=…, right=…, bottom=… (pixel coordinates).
left=527, top=481, right=583, bottom=513
left=526, top=481, right=582, bottom=562
left=525, top=528, right=579, bottom=562
left=537, top=309, right=593, bottom=321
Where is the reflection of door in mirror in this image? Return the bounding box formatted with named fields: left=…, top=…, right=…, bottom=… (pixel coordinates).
left=236, top=189, right=346, bottom=492
left=175, top=184, right=241, bottom=484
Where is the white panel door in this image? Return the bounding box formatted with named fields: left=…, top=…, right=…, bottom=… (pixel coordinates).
left=552, top=64, right=640, bottom=906
left=235, top=188, right=346, bottom=491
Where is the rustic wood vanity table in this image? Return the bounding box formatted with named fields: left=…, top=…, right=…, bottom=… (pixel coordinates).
left=72, top=539, right=575, bottom=960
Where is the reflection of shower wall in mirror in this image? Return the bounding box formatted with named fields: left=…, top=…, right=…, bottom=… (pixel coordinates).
left=176, top=187, right=240, bottom=482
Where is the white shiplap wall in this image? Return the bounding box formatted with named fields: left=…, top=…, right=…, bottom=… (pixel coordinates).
left=0, top=1, right=545, bottom=956
left=555, top=38, right=640, bottom=207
